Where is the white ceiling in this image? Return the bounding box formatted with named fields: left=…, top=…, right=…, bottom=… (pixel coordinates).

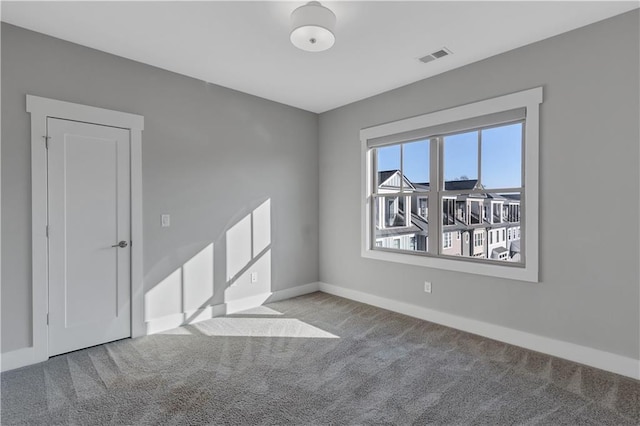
left=2, top=1, right=638, bottom=113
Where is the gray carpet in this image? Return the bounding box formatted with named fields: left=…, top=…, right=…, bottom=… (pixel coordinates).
left=1, top=292, right=639, bottom=425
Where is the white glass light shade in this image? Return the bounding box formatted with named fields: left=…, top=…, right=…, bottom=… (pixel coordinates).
left=290, top=1, right=336, bottom=52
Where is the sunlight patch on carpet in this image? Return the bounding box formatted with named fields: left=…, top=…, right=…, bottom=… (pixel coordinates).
left=191, top=318, right=339, bottom=338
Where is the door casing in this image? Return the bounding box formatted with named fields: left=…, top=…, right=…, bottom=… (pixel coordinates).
left=27, top=95, right=144, bottom=366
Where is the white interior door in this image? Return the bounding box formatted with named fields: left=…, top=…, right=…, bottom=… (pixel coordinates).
left=48, top=118, right=131, bottom=356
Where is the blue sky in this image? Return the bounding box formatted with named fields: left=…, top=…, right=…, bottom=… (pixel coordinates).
left=377, top=123, right=522, bottom=189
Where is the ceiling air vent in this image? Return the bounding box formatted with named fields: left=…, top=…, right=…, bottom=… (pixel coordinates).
left=419, top=47, right=452, bottom=64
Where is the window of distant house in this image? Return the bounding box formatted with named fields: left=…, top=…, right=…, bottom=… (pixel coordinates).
left=360, top=88, right=542, bottom=282
left=474, top=232, right=485, bottom=248
left=443, top=232, right=452, bottom=249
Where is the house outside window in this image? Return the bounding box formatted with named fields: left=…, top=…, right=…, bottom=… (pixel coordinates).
left=361, top=87, right=541, bottom=282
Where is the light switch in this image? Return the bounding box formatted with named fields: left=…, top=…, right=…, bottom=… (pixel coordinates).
left=161, top=214, right=170, bottom=227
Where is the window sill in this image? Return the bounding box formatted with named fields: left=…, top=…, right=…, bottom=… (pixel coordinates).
left=361, top=247, right=538, bottom=282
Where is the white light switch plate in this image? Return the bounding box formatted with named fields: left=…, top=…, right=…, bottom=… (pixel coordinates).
left=161, top=214, right=170, bottom=227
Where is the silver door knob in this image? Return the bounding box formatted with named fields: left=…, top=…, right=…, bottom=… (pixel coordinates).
left=112, top=241, right=128, bottom=248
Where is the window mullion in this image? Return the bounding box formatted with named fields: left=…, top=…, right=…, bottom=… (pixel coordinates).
left=372, top=148, right=378, bottom=190
left=428, top=137, right=440, bottom=254
left=370, top=149, right=377, bottom=250
left=478, top=129, right=482, bottom=188
left=400, top=143, right=404, bottom=192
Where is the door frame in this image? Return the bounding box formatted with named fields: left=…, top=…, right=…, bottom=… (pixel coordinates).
left=27, top=95, right=145, bottom=364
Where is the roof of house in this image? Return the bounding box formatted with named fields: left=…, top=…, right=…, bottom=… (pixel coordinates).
left=444, top=179, right=479, bottom=191
left=377, top=170, right=416, bottom=190
left=378, top=170, right=399, bottom=183
left=413, top=183, right=430, bottom=191
left=486, top=193, right=508, bottom=201
left=501, top=193, right=521, bottom=201
left=402, top=179, right=480, bottom=191
left=376, top=224, right=426, bottom=239
left=492, top=246, right=508, bottom=255
left=410, top=212, right=428, bottom=232
left=509, top=239, right=521, bottom=254
left=414, top=180, right=480, bottom=191
left=375, top=210, right=429, bottom=238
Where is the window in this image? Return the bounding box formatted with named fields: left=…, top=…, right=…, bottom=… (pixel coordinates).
left=474, top=232, right=484, bottom=247
left=361, top=87, right=541, bottom=282
left=373, top=140, right=429, bottom=253
left=443, top=232, right=452, bottom=249
left=443, top=198, right=455, bottom=225
left=418, top=197, right=428, bottom=219
left=489, top=231, right=493, bottom=245
left=374, top=121, right=522, bottom=261
left=492, top=203, right=502, bottom=223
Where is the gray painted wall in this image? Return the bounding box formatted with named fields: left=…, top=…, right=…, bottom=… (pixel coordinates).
left=1, top=24, right=319, bottom=352
left=319, top=11, right=640, bottom=358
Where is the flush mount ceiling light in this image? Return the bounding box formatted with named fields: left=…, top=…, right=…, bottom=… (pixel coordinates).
left=290, top=1, right=336, bottom=52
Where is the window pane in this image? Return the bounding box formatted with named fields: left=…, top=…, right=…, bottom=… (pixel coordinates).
left=373, top=195, right=428, bottom=253
left=376, top=145, right=401, bottom=189
left=481, top=123, right=522, bottom=189
left=443, top=131, right=478, bottom=184
left=403, top=140, right=430, bottom=189
left=439, top=192, right=522, bottom=263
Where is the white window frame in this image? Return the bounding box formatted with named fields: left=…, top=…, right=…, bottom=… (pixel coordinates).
left=360, top=87, right=541, bottom=282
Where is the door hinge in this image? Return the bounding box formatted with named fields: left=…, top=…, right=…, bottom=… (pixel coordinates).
left=46, top=313, right=49, bottom=325
left=46, top=225, right=49, bottom=238
left=43, top=136, right=50, bottom=149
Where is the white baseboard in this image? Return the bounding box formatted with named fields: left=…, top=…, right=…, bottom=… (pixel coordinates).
left=146, top=281, right=321, bottom=334
left=144, top=304, right=226, bottom=334
left=1, top=346, right=42, bottom=373
left=267, top=281, right=320, bottom=302
left=318, top=282, right=640, bottom=380
left=2, top=282, right=321, bottom=372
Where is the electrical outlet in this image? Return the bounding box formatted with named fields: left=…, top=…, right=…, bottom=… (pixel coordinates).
left=424, top=281, right=432, bottom=293
left=161, top=214, right=170, bottom=227
left=251, top=272, right=258, bottom=283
